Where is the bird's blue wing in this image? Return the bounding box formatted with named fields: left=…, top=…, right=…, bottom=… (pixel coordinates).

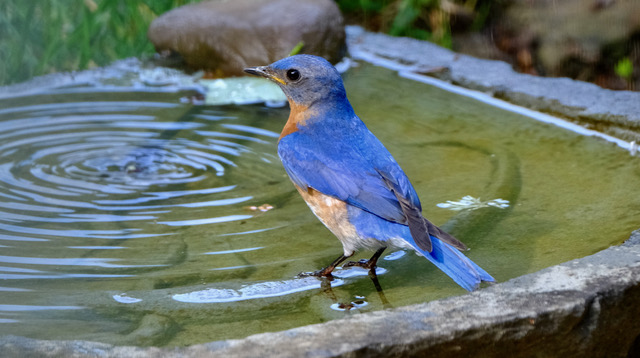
left=277, top=123, right=436, bottom=252
left=279, top=137, right=406, bottom=220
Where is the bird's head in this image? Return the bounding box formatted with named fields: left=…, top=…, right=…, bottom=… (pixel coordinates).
left=244, top=55, right=347, bottom=108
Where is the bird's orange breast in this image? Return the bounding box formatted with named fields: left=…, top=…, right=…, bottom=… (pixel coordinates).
left=279, top=101, right=316, bottom=140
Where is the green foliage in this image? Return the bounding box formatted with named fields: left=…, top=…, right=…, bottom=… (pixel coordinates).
left=1, top=0, right=501, bottom=86
left=614, top=57, right=634, bottom=80
left=389, top=0, right=434, bottom=38
left=337, top=0, right=495, bottom=49
left=289, top=41, right=305, bottom=56
left=0, top=0, right=199, bottom=85
left=337, top=0, right=388, bottom=13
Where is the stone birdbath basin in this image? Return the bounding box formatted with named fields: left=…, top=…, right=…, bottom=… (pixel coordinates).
left=1, top=27, right=640, bottom=357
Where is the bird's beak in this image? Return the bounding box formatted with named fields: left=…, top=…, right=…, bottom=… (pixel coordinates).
left=244, top=66, right=269, bottom=78
left=244, top=66, right=286, bottom=85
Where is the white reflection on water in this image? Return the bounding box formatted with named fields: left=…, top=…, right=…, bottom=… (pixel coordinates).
left=203, top=246, right=263, bottom=255
left=157, top=214, right=253, bottom=226
left=330, top=300, right=369, bottom=312
left=0, top=305, right=84, bottom=311
left=437, top=195, right=510, bottom=211
left=220, top=124, right=279, bottom=138
left=0, top=273, right=133, bottom=280
left=0, top=286, right=32, bottom=292
left=0, top=255, right=166, bottom=268
left=112, top=294, right=143, bottom=304
left=172, top=265, right=389, bottom=304
left=218, top=226, right=281, bottom=237
left=172, top=276, right=345, bottom=303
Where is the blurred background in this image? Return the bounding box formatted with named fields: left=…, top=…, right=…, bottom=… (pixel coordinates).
left=1, top=0, right=638, bottom=90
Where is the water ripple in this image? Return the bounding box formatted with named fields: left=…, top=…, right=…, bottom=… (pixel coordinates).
left=0, top=91, right=281, bottom=280
left=0, top=88, right=290, bottom=343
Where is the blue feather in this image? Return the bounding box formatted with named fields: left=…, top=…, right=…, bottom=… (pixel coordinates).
left=278, top=115, right=417, bottom=225
left=347, top=204, right=494, bottom=291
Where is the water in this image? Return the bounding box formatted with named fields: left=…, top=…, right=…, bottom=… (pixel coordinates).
left=0, top=63, right=638, bottom=346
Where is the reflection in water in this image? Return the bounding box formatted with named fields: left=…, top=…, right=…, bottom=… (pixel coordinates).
left=157, top=214, right=253, bottom=226
left=330, top=301, right=369, bottom=311
left=437, top=195, right=510, bottom=211
left=171, top=264, right=392, bottom=311
left=325, top=269, right=392, bottom=312
left=203, top=247, right=264, bottom=255
left=0, top=255, right=163, bottom=268
left=112, top=294, right=143, bottom=304
left=173, top=276, right=346, bottom=303
left=0, top=305, right=84, bottom=311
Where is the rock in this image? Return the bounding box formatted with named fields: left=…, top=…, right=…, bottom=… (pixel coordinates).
left=148, top=0, right=346, bottom=77
left=450, top=0, right=640, bottom=90
left=499, top=0, right=640, bottom=78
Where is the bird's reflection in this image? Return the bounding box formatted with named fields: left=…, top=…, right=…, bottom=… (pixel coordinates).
left=319, top=268, right=392, bottom=311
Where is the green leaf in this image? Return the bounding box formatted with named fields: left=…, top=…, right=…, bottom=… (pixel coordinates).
left=615, top=57, right=633, bottom=80
left=289, top=41, right=305, bottom=56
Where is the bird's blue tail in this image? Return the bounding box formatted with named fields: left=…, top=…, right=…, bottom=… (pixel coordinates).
left=346, top=206, right=494, bottom=291
left=406, top=235, right=495, bottom=291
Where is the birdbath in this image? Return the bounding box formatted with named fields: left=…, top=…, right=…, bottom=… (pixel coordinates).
left=1, top=27, right=639, bottom=357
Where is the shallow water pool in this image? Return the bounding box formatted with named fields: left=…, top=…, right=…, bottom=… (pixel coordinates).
left=0, top=62, right=638, bottom=346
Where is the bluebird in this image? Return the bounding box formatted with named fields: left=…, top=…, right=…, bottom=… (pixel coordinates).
left=245, top=55, right=494, bottom=291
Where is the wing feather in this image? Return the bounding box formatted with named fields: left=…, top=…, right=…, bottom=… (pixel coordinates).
left=277, top=121, right=465, bottom=252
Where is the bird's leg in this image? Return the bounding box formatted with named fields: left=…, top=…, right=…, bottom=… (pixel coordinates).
left=343, top=247, right=387, bottom=272
left=314, top=254, right=349, bottom=276
left=298, top=254, right=351, bottom=278
left=368, top=268, right=392, bottom=309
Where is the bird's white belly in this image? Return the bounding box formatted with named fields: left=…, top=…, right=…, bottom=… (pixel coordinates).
left=293, top=185, right=365, bottom=256
left=293, top=184, right=413, bottom=256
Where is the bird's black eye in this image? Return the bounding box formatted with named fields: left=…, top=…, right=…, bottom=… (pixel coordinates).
left=286, top=69, right=300, bottom=81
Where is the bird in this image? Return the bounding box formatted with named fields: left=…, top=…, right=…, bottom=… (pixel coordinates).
left=244, top=54, right=495, bottom=291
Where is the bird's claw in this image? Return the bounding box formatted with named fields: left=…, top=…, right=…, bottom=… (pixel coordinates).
left=296, top=271, right=317, bottom=278
left=343, top=259, right=376, bottom=271
left=297, top=268, right=334, bottom=279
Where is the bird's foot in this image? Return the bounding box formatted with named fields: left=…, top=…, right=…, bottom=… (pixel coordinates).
left=297, top=266, right=334, bottom=279
left=343, top=248, right=385, bottom=272
left=343, top=259, right=377, bottom=271
left=297, top=254, right=351, bottom=279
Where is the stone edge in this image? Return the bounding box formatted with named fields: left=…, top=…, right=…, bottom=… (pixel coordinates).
left=345, top=26, right=640, bottom=142
left=2, top=230, right=639, bottom=357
